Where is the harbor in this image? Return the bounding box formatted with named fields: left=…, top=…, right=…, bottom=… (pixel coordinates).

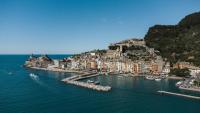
left=62, top=73, right=111, bottom=92
left=158, top=91, right=200, bottom=100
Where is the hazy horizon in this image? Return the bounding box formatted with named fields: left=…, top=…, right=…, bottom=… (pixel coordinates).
left=1, top=0, right=200, bottom=54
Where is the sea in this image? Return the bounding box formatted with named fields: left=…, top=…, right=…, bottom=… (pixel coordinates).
left=0, top=55, right=200, bottom=113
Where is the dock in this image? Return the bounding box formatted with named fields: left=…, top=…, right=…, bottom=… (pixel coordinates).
left=158, top=91, right=200, bottom=100
left=62, top=73, right=111, bottom=92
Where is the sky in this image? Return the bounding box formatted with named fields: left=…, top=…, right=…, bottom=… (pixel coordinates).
left=0, top=0, right=200, bottom=54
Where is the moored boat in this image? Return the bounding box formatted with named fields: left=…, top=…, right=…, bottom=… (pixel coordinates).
left=87, top=80, right=94, bottom=83
left=176, top=81, right=183, bottom=87
left=155, top=78, right=161, bottom=81
left=145, top=76, right=154, bottom=80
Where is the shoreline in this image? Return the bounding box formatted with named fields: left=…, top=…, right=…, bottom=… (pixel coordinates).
left=26, top=66, right=186, bottom=80
left=167, top=76, right=184, bottom=80
left=179, top=86, right=200, bottom=93
left=25, top=66, right=200, bottom=93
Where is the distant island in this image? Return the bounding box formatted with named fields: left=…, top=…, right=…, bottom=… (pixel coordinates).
left=24, top=12, right=200, bottom=92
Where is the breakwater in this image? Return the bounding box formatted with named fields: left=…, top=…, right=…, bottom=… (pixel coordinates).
left=62, top=73, right=111, bottom=92
left=158, top=91, right=200, bottom=100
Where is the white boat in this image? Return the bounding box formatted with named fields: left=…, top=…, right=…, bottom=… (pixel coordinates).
left=155, top=78, right=161, bottom=81
left=176, top=81, right=183, bottom=87
left=29, top=73, right=38, bottom=79
left=87, top=80, right=94, bottom=83
left=146, top=76, right=154, bottom=80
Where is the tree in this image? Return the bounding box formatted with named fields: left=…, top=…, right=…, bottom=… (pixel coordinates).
left=170, top=68, right=190, bottom=77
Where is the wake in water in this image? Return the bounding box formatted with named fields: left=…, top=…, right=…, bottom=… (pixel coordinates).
left=29, top=73, right=57, bottom=93
left=29, top=73, right=48, bottom=88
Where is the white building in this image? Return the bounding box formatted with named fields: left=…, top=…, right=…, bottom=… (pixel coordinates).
left=162, top=62, right=170, bottom=74
left=53, top=60, right=59, bottom=67
left=189, top=66, right=200, bottom=77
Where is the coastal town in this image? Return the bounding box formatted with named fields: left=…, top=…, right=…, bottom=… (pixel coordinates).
left=24, top=38, right=200, bottom=92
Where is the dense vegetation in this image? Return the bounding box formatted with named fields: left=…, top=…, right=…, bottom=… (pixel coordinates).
left=108, top=45, right=119, bottom=50
left=170, top=68, right=190, bottom=77
left=144, top=12, right=200, bottom=66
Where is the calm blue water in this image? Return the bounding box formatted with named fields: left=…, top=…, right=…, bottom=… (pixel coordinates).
left=0, top=55, right=200, bottom=113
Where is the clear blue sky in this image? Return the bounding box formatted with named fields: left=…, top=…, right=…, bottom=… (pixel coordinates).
left=0, top=0, right=200, bottom=54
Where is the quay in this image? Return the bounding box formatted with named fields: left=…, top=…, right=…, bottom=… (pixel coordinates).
left=179, top=86, right=200, bottom=92
left=158, top=91, right=200, bottom=100
left=62, top=73, right=111, bottom=92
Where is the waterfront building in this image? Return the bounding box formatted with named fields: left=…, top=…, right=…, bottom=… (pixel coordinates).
left=189, top=66, right=200, bottom=77
left=71, top=60, right=79, bottom=69
left=90, top=60, right=97, bottom=70
left=162, top=62, right=170, bottom=74
left=173, top=62, right=191, bottom=69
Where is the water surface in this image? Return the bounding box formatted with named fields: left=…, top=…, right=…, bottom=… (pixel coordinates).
left=0, top=55, right=200, bottom=113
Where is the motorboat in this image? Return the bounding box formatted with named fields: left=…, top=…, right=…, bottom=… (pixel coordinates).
left=145, top=76, right=154, bottom=80
left=29, top=73, right=38, bottom=79
left=176, top=81, right=183, bottom=87
left=87, top=80, right=94, bottom=83
left=155, top=78, right=161, bottom=81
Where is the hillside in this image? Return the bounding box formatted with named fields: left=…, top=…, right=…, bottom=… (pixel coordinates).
left=144, top=12, right=200, bottom=66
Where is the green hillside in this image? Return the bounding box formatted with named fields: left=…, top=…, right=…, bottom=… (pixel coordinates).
left=144, top=12, right=200, bottom=66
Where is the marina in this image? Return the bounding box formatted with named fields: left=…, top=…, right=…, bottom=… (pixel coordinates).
left=62, top=73, right=111, bottom=92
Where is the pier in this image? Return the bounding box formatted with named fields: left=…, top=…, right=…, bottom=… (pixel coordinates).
left=62, top=73, right=111, bottom=92
left=158, top=91, right=200, bottom=100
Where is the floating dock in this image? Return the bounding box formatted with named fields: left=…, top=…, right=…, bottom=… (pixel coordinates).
left=158, top=91, right=200, bottom=100
left=62, top=73, right=111, bottom=92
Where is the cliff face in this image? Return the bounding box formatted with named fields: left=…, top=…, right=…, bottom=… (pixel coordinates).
left=144, top=12, right=200, bottom=66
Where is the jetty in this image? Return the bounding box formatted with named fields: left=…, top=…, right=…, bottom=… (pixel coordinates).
left=62, top=73, right=111, bottom=92
left=158, top=91, right=200, bottom=100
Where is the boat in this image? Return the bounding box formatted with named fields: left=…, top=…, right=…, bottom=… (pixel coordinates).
left=155, top=78, right=161, bottom=81
left=145, top=76, right=154, bottom=80
left=29, top=73, right=38, bottom=79
left=87, top=80, right=94, bottom=83
left=176, top=81, right=183, bottom=87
